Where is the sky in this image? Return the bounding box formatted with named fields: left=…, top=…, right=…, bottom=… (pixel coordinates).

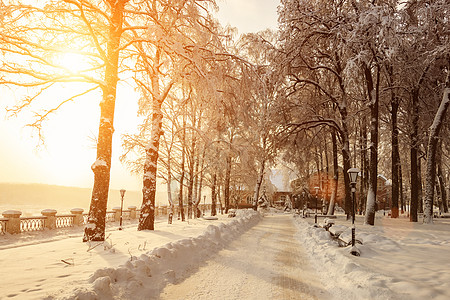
left=215, top=0, right=280, bottom=34
left=0, top=0, right=280, bottom=192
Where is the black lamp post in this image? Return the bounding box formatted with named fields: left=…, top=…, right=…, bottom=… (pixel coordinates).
left=347, top=168, right=360, bottom=256
left=314, top=186, right=320, bottom=224
left=119, top=189, right=126, bottom=230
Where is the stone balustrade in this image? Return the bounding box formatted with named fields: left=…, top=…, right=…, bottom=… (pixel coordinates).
left=2, top=210, right=22, bottom=234
left=41, top=209, right=57, bottom=229
left=0, top=204, right=212, bottom=235
left=70, top=208, right=84, bottom=226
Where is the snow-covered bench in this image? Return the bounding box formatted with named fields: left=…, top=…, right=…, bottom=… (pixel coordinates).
left=319, top=218, right=335, bottom=230
left=314, top=217, right=363, bottom=247
left=228, top=209, right=236, bottom=218
left=328, top=224, right=346, bottom=237
left=335, top=227, right=363, bottom=247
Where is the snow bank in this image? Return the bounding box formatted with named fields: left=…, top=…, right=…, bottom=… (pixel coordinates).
left=294, top=214, right=450, bottom=300
left=293, top=216, right=408, bottom=300
left=61, top=210, right=261, bottom=300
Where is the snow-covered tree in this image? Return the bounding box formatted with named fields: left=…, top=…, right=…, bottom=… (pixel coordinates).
left=278, top=0, right=357, bottom=216
left=423, top=84, right=450, bottom=223
left=119, top=0, right=223, bottom=230
left=235, top=30, right=281, bottom=210
left=1, top=0, right=134, bottom=241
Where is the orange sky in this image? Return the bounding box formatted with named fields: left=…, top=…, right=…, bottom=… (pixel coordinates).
left=0, top=0, right=279, bottom=192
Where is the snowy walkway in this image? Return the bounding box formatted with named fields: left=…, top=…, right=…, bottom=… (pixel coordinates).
left=160, top=214, right=330, bottom=300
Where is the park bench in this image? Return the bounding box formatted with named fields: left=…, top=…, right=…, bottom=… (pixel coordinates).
left=322, top=222, right=363, bottom=247
left=334, top=227, right=363, bottom=247
left=313, top=218, right=362, bottom=256
left=327, top=223, right=346, bottom=237
left=228, top=209, right=236, bottom=218
left=319, top=218, right=335, bottom=230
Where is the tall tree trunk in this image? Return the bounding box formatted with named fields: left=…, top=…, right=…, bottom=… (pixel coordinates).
left=435, top=177, right=443, bottom=213
left=410, top=63, right=431, bottom=220
left=319, top=142, right=324, bottom=193
left=410, top=87, right=420, bottom=222
left=211, top=173, right=217, bottom=216
left=327, top=129, right=339, bottom=215
left=187, top=136, right=196, bottom=219
left=178, top=112, right=186, bottom=221
left=324, top=135, right=330, bottom=206
left=423, top=87, right=450, bottom=223
left=418, top=157, right=424, bottom=213
left=83, top=1, right=124, bottom=242
left=314, top=146, right=321, bottom=214
left=252, top=161, right=266, bottom=211
left=167, top=156, right=174, bottom=224
left=437, top=152, right=448, bottom=213
left=334, top=57, right=352, bottom=219
left=138, top=49, right=167, bottom=231
left=138, top=102, right=163, bottom=230
left=364, top=64, right=380, bottom=226
left=359, top=116, right=369, bottom=215
left=224, top=154, right=231, bottom=214
left=218, top=184, right=223, bottom=214
left=194, top=149, right=205, bottom=218
left=191, top=151, right=199, bottom=219
left=399, top=163, right=405, bottom=213
left=447, top=173, right=450, bottom=214
left=391, top=92, right=400, bottom=218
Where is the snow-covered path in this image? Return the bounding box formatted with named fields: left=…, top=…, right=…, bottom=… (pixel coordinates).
left=160, top=214, right=330, bottom=300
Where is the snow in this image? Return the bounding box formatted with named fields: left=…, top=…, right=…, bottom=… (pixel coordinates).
left=2, top=210, right=450, bottom=299
left=364, top=187, right=376, bottom=224
left=100, top=117, right=112, bottom=124
left=0, top=210, right=260, bottom=299
left=296, top=212, right=450, bottom=300
left=143, top=170, right=156, bottom=180
left=430, top=88, right=450, bottom=132
left=160, top=212, right=327, bottom=300
left=91, top=159, right=108, bottom=170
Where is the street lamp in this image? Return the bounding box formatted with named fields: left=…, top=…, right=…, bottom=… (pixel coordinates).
left=119, top=189, right=126, bottom=230
left=347, top=168, right=360, bottom=256
left=314, top=186, right=320, bottom=224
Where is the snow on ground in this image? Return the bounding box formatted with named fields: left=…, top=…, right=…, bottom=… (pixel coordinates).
left=295, top=212, right=450, bottom=300
left=0, top=210, right=261, bottom=300
left=2, top=209, right=450, bottom=300
left=160, top=212, right=328, bottom=300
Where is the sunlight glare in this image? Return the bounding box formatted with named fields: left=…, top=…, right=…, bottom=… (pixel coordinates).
left=55, top=52, right=92, bottom=74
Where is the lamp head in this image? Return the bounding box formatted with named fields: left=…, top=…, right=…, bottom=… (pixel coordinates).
left=347, top=168, right=360, bottom=184
left=120, top=189, right=126, bottom=197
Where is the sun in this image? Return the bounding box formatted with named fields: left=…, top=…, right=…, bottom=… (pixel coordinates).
left=55, top=52, right=93, bottom=74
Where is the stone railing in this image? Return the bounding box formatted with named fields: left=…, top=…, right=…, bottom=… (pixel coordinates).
left=0, top=204, right=212, bottom=235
